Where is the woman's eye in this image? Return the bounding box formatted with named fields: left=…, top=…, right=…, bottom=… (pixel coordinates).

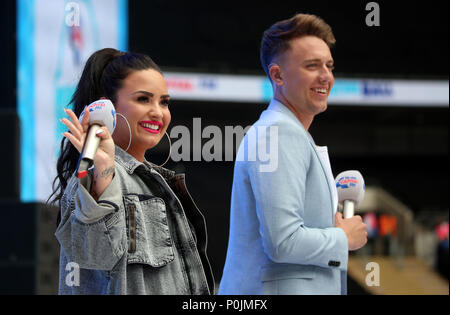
left=161, top=99, right=171, bottom=107
left=137, top=96, right=149, bottom=103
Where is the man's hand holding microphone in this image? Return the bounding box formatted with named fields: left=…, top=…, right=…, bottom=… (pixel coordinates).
left=334, top=170, right=368, bottom=251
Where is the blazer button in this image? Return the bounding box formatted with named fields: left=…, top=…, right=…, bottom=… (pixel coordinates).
left=328, top=260, right=340, bottom=267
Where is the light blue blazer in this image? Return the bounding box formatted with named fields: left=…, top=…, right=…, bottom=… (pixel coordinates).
left=219, top=99, right=349, bottom=295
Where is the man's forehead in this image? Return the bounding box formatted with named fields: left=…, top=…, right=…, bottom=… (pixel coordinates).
left=287, top=36, right=333, bottom=60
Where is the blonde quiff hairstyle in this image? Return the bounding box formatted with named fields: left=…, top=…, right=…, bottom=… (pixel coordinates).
left=260, top=13, right=336, bottom=78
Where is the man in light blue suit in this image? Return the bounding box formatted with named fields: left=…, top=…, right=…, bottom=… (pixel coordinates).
left=219, top=13, right=367, bottom=295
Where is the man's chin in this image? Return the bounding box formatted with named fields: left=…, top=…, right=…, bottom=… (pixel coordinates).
left=314, top=102, right=328, bottom=114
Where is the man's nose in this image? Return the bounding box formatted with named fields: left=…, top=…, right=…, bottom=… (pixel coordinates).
left=319, top=65, right=333, bottom=83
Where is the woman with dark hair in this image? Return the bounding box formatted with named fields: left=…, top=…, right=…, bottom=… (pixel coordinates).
left=49, top=48, right=214, bottom=295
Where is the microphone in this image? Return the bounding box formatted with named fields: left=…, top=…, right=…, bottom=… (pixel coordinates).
left=335, top=170, right=365, bottom=218
left=76, top=99, right=116, bottom=179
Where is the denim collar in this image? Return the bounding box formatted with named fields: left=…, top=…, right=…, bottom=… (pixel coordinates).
left=114, top=146, right=176, bottom=180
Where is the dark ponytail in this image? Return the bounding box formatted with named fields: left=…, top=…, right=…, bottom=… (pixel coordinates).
left=47, top=48, right=161, bottom=222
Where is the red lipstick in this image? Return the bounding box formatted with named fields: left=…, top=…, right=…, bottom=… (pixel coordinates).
left=139, top=120, right=163, bottom=134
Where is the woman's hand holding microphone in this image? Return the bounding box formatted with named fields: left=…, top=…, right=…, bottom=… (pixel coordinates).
left=61, top=105, right=116, bottom=200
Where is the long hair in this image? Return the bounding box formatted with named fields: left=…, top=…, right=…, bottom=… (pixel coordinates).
left=47, top=48, right=161, bottom=222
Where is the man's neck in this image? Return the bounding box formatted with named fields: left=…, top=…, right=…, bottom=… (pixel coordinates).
left=273, top=94, right=314, bottom=131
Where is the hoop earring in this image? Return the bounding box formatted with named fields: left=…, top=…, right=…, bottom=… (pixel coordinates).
left=116, top=113, right=132, bottom=152
left=156, top=131, right=172, bottom=168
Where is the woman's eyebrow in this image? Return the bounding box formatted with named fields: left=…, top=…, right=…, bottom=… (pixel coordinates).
left=130, top=91, right=170, bottom=99
left=130, top=90, right=153, bottom=97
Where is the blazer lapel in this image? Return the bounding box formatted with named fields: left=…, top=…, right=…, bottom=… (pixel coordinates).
left=267, top=99, right=335, bottom=219
left=306, top=136, right=336, bottom=219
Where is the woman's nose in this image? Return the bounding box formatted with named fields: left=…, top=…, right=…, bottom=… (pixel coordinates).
left=148, top=102, right=164, bottom=120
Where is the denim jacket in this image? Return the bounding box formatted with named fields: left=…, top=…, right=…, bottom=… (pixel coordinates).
left=55, top=146, right=214, bottom=294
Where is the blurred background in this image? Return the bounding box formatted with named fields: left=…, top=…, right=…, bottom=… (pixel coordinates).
left=0, top=0, right=448, bottom=294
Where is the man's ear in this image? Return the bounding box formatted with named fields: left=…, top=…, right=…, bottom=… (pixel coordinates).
left=269, top=64, right=283, bottom=86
